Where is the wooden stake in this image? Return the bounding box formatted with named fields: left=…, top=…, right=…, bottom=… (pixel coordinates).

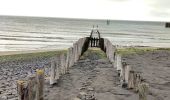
left=65, top=48, right=70, bottom=73
left=138, top=83, right=149, bottom=100
left=28, top=75, right=36, bottom=100
left=60, top=53, right=66, bottom=74
left=125, top=65, right=131, bottom=83
left=135, top=74, right=142, bottom=92
left=128, top=70, right=135, bottom=89
left=50, top=60, right=56, bottom=85
left=116, top=54, right=122, bottom=71
left=36, top=69, right=44, bottom=100
left=17, top=80, right=27, bottom=100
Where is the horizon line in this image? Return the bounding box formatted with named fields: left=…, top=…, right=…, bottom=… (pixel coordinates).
left=0, top=14, right=169, bottom=23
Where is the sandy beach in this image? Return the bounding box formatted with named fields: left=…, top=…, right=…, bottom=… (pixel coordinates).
left=0, top=48, right=170, bottom=100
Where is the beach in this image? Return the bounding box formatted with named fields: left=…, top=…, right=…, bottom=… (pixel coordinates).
left=0, top=49, right=67, bottom=100
left=0, top=47, right=170, bottom=100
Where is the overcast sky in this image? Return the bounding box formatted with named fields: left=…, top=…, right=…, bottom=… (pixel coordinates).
left=0, top=0, right=170, bottom=21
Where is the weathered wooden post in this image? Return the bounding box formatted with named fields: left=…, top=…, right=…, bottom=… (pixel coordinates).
left=114, top=54, right=117, bottom=68
left=77, top=39, right=81, bottom=59
left=50, top=59, right=56, bottom=85
left=36, top=69, right=44, bottom=100
left=116, top=54, right=122, bottom=71
left=74, top=43, right=79, bottom=62
left=69, top=47, right=74, bottom=67
left=28, top=75, right=36, bottom=100
left=135, top=74, right=142, bottom=92
left=65, top=48, right=70, bottom=73
left=138, top=83, right=149, bottom=100
left=60, top=53, right=66, bottom=75
left=17, top=80, right=27, bottom=100
left=125, top=65, right=132, bottom=83
left=128, top=70, right=135, bottom=89
left=120, top=62, right=126, bottom=81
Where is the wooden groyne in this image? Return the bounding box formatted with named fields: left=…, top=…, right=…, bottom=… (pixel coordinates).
left=17, top=29, right=149, bottom=100
left=114, top=54, right=149, bottom=99
left=165, top=22, right=170, bottom=28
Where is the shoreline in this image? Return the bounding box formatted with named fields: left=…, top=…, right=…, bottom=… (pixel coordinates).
left=0, top=49, right=67, bottom=56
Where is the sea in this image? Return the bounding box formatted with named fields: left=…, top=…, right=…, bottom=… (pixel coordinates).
left=0, top=16, right=170, bottom=51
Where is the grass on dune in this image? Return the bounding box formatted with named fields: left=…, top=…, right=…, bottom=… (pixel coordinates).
left=0, top=50, right=67, bottom=63
left=116, top=47, right=170, bottom=56
left=1, top=47, right=170, bottom=63
left=80, top=48, right=107, bottom=59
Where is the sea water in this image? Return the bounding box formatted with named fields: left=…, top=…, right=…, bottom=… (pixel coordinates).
left=0, top=16, right=170, bottom=51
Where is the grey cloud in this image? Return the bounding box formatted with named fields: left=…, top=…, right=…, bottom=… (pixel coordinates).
left=146, top=0, right=170, bottom=19
left=150, top=9, right=170, bottom=17
left=147, top=0, right=170, bottom=8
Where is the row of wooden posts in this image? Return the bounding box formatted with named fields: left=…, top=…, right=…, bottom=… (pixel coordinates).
left=17, top=37, right=89, bottom=100
left=114, top=54, right=149, bottom=100
left=17, top=37, right=149, bottom=100
left=102, top=39, right=149, bottom=99
left=50, top=37, right=88, bottom=85
left=94, top=38, right=149, bottom=100
left=17, top=69, right=44, bottom=100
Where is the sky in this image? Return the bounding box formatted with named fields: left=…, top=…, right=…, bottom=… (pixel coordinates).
left=0, top=0, right=170, bottom=21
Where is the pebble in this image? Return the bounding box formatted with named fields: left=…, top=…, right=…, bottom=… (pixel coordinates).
left=0, top=56, right=52, bottom=100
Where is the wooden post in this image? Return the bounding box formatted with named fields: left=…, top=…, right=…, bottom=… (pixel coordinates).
left=128, top=70, right=135, bottom=89
left=65, top=48, right=70, bottom=73
left=53, top=57, right=60, bottom=80
left=74, top=43, right=78, bottom=62
left=125, top=65, right=131, bottom=83
left=114, top=54, right=117, bottom=68
left=69, top=47, right=74, bottom=67
left=121, top=62, right=126, bottom=80
left=17, top=81, right=26, bottom=100
left=138, top=83, right=149, bottom=100
left=50, top=60, right=56, bottom=85
left=60, top=53, right=66, bottom=75
left=116, top=54, right=122, bottom=71
left=28, top=75, right=36, bottom=100
left=70, top=47, right=74, bottom=67
left=36, top=69, right=44, bottom=100
left=135, top=74, right=142, bottom=92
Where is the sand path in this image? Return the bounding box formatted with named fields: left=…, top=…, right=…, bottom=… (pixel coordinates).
left=44, top=56, right=139, bottom=100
